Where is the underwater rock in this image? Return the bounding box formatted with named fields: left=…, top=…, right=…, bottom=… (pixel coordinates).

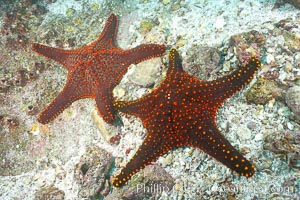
left=113, top=86, right=126, bottom=99
left=108, top=165, right=174, bottom=199
left=282, top=31, right=300, bottom=53
left=263, top=130, right=300, bottom=169
left=285, top=86, right=300, bottom=118
left=74, top=146, right=113, bottom=199
left=13, top=70, right=27, bottom=87
left=246, top=78, right=282, bottom=105
left=283, top=0, right=300, bottom=9
left=275, top=17, right=296, bottom=31
left=186, top=46, right=220, bottom=80
left=238, top=30, right=266, bottom=46
left=34, top=186, right=65, bottom=200
left=34, top=62, right=47, bottom=74
left=91, top=110, right=120, bottom=144
left=256, top=151, right=273, bottom=172
left=0, top=78, right=11, bottom=93
left=1, top=0, right=47, bottom=51
left=26, top=105, right=39, bottom=116
left=128, top=58, right=162, bottom=87
left=27, top=70, right=39, bottom=81
left=0, top=115, right=19, bottom=129
left=228, top=30, right=266, bottom=60
left=277, top=106, right=291, bottom=117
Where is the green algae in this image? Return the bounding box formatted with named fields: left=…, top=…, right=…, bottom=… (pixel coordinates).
left=72, top=17, right=83, bottom=26
left=90, top=3, right=100, bottom=11
left=139, top=20, right=156, bottom=34
left=66, top=8, right=76, bottom=17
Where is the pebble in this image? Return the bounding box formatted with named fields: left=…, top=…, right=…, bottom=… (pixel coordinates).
left=277, top=106, right=291, bottom=117
left=162, top=0, right=171, bottom=5
left=237, top=126, right=252, bottom=140
left=174, top=183, right=181, bottom=191
left=91, top=109, right=119, bottom=144
left=223, top=61, right=231, bottom=72
left=267, top=47, right=275, bottom=53
left=246, top=121, right=257, bottom=130
left=113, top=86, right=126, bottom=99
left=266, top=54, right=275, bottom=64
left=219, top=122, right=228, bottom=130
left=287, top=122, right=294, bottom=130
left=161, top=153, right=173, bottom=167
left=285, top=86, right=300, bottom=118
left=278, top=123, right=284, bottom=130
left=284, top=62, right=293, bottom=73
left=254, top=133, right=264, bottom=141
left=266, top=24, right=275, bottom=31
left=33, top=174, right=40, bottom=181
left=24, top=177, right=32, bottom=185
left=215, top=17, right=226, bottom=29
left=176, top=38, right=187, bottom=48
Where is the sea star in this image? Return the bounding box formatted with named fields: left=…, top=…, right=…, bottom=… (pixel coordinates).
left=112, top=49, right=260, bottom=187
left=32, top=14, right=166, bottom=125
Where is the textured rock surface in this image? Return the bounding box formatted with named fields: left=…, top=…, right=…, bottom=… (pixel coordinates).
left=246, top=78, right=282, bottom=105
left=107, top=165, right=174, bottom=199
left=34, top=186, right=65, bottom=200
left=264, top=130, right=300, bottom=169
left=284, top=0, right=300, bottom=9
left=74, top=146, right=113, bottom=199
left=285, top=86, right=300, bottom=118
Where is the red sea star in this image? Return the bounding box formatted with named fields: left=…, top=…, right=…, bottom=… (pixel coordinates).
left=112, top=49, right=260, bottom=187
left=32, top=14, right=165, bottom=125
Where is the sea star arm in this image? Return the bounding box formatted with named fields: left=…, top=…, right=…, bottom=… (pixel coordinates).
left=114, top=93, right=157, bottom=120
left=112, top=128, right=166, bottom=187
left=32, top=43, right=86, bottom=70
left=190, top=121, right=255, bottom=177
left=38, top=65, right=94, bottom=124
left=200, top=58, right=261, bottom=108
left=32, top=14, right=118, bottom=70
left=90, top=13, right=118, bottom=50
left=95, top=86, right=118, bottom=124
left=123, top=44, right=166, bottom=66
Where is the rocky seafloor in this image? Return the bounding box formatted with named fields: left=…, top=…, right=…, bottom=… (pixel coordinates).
left=0, top=0, right=299, bottom=199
